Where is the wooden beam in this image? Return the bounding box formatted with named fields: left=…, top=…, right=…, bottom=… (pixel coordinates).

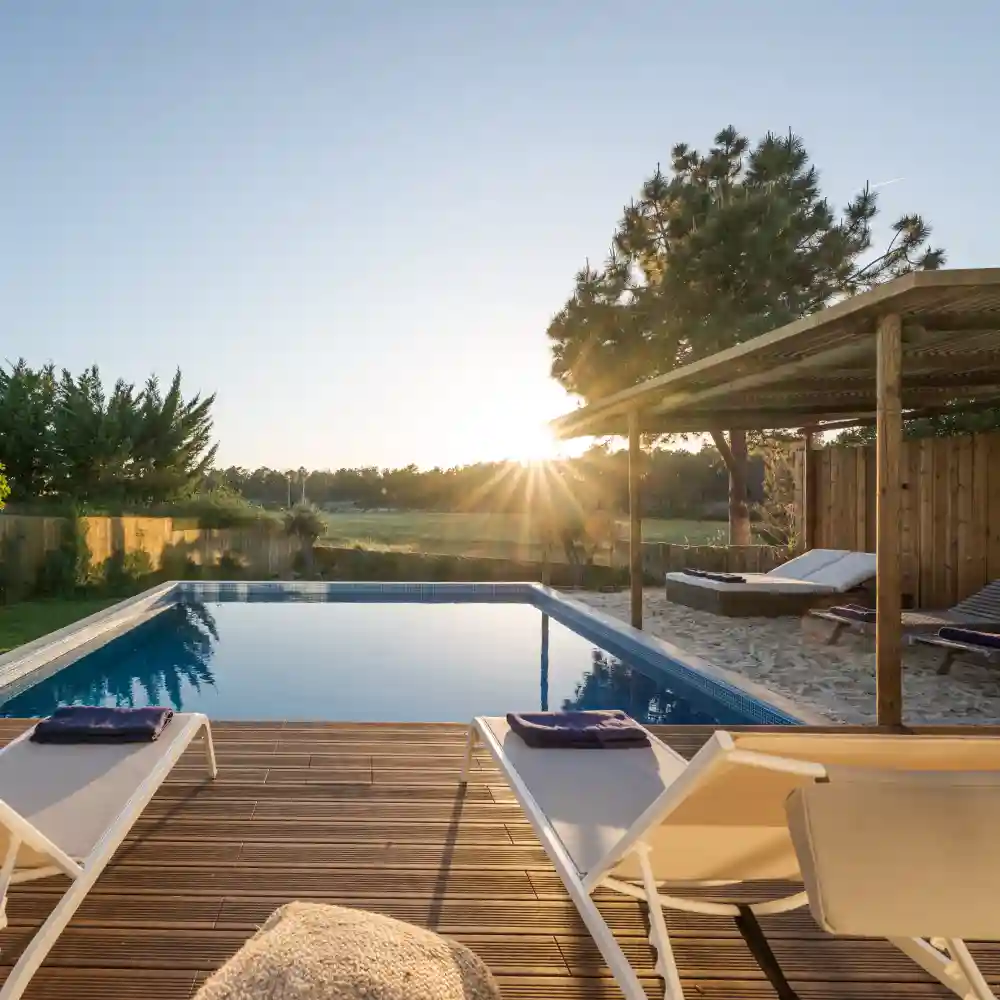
left=876, top=313, right=904, bottom=727
left=552, top=269, right=1000, bottom=440
left=648, top=340, right=875, bottom=416
left=628, top=410, right=643, bottom=630
left=802, top=428, right=818, bottom=550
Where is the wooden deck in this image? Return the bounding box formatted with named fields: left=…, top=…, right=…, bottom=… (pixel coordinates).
left=0, top=719, right=990, bottom=1000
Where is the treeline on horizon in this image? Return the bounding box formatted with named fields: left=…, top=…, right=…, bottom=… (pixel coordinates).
left=206, top=447, right=765, bottom=520
left=0, top=358, right=769, bottom=520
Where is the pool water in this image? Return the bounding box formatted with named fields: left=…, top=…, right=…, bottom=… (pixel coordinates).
left=0, top=600, right=755, bottom=724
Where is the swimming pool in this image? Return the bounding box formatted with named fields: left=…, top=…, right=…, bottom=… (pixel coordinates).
left=0, top=582, right=801, bottom=725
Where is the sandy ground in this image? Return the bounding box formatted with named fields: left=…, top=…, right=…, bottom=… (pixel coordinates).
left=575, top=589, right=1000, bottom=725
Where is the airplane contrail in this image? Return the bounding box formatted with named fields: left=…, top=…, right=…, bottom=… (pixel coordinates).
left=871, top=176, right=906, bottom=190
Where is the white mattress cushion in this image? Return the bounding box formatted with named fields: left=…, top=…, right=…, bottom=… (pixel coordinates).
left=767, top=549, right=849, bottom=582
left=666, top=572, right=837, bottom=594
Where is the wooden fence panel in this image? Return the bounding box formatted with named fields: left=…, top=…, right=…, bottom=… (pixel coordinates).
left=0, top=515, right=299, bottom=594
left=803, top=430, right=1000, bottom=607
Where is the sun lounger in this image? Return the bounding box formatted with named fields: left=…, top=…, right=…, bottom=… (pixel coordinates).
left=666, top=548, right=877, bottom=616
left=462, top=719, right=1000, bottom=1000
left=811, top=579, right=1000, bottom=645
left=0, top=712, right=216, bottom=1000
left=913, top=626, right=1000, bottom=674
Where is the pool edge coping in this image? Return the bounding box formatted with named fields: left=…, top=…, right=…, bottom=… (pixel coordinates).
left=0, top=581, right=180, bottom=692
left=0, top=579, right=821, bottom=725
left=531, top=586, right=826, bottom=725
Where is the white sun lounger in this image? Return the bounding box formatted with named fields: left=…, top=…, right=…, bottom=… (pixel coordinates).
left=463, top=719, right=1000, bottom=1000
left=0, top=712, right=216, bottom=1000
left=665, top=548, right=877, bottom=616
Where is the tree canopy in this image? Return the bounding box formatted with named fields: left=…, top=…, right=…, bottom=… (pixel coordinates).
left=0, top=360, right=217, bottom=507
left=547, top=126, right=945, bottom=540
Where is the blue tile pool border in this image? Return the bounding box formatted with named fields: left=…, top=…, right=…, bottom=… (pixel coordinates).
left=0, top=579, right=805, bottom=724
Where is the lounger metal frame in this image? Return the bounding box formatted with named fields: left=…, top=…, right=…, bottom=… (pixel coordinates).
left=462, top=721, right=995, bottom=1000
left=0, top=714, right=217, bottom=1000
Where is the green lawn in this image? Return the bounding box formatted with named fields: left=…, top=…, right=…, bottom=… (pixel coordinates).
left=319, top=511, right=726, bottom=560
left=0, top=598, right=122, bottom=655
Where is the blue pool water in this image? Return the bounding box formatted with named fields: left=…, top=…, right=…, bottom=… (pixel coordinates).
left=0, top=599, right=764, bottom=724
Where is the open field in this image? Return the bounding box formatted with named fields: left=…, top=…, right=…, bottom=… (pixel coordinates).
left=319, top=511, right=727, bottom=561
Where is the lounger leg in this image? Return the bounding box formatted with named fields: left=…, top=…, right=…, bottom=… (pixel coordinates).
left=945, top=938, right=996, bottom=1000
left=636, top=846, right=685, bottom=1000
left=459, top=725, right=477, bottom=784
left=569, top=881, right=652, bottom=1000
left=202, top=720, right=218, bottom=778
left=889, top=936, right=995, bottom=1000
left=0, top=837, right=20, bottom=933
left=825, top=621, right=847, bottom=646
left=0, top=871, right=96, bottom=1000
left=937, top=651, right=958, bottom=676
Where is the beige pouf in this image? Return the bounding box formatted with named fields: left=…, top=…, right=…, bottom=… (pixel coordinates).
left=194, top=902, right=502, bottom=1000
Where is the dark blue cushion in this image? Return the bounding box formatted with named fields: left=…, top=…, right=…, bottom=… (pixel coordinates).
left=938, top=627, right=1000, bottom=649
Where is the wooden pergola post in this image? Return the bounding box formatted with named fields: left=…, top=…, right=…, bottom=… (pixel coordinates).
left=875, top=313, right=903, bottom=726
left=628, top=409, right=643, bottom=629
left=802, top=427, right=818, bottom=550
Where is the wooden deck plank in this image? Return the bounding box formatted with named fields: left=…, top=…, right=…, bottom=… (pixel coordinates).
left=0, top=720, right=989, bottom=1000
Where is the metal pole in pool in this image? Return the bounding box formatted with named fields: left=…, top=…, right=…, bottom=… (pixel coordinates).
left=540, top=612, right=549, bottom=711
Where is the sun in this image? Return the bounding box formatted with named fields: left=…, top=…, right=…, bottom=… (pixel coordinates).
left=510, top=423, right=563, bottom=464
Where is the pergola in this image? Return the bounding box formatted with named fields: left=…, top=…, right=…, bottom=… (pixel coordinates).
left=550, top=268, right=1000, bottom=726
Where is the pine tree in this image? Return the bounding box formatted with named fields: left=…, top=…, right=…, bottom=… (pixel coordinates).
left=547, top=126, right=945, bottom=542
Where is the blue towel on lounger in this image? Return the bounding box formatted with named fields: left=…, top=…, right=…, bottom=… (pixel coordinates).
left=680, top=568, right=746, bottom=583
left=830, top=605, right=877, bottom=622
left=31, top=706, right=174, bottom=744
left=938, top=627, right=1000, bottom=649
left=506, top=710, right=649, bottom=748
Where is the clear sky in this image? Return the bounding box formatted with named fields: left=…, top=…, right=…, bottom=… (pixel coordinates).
left=1, top=1, right=996, bottom=470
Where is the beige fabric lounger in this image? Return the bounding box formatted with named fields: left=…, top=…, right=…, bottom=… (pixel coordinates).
left=811, top=579, right=1000, bottom=645
left=463, top=720, right=1000, bottom=1000
left=666, top=548, right=877, bottom=616
left=0, top=712, right=216, bottom=1000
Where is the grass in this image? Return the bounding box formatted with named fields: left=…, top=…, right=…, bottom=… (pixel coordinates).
left=0, top=598, right=122, bottom=655
left=318, top=511, right=727, bottom=561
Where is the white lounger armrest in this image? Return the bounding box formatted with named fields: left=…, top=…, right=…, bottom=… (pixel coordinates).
left=786, top=776, right=1000, bottom=940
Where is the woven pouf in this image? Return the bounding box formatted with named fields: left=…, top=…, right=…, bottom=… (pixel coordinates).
left=194, top=902, right=502, bottom=1000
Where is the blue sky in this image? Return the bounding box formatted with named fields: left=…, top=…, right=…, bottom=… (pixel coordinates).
left=1, top=1, right=996, bottom=470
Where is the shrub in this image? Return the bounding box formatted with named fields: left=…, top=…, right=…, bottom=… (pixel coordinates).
left=34, top=516, right=91, bottom=597
left=169, top=489, right=281, bottom=531
left=214, top=551, right=247, bottom=579
left=0, top=530, right=28, bottom=603
left=100, top=547, right=154, bottom=595
left=283, top=502, right=326, bottom=543
left=161, top=546, right=203, bottom=580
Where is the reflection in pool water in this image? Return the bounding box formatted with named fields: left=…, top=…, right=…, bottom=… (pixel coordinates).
left=1, top=600, right=742, bottom=724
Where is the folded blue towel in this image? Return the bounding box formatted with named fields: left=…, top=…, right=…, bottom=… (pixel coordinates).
left=31, top=706, right=175, bottom=744
left=506, top=710, right=649, bottom=749
left=680, top=568, right=745, bottom=583
left=830, top=605, right=876, bottom=622
left=938, top=627, right=1000, bottom=649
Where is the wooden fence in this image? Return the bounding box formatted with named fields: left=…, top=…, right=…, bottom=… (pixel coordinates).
left=794, top=431, right=1000, bottom=608
left=0, top=515, right=299, bottom=594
